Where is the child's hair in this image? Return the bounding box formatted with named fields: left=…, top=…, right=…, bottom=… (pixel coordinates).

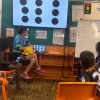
left=96, top=42, right=100, bottom=55
left=80, top=51, right=95, bottom=69
left=17, top=25, right=27, bottom=35
left=0, top=38, right=9, bottom=51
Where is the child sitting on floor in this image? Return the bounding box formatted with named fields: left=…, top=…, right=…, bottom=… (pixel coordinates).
left=0, top=38, right=24, bottom=91
left=80, top=51, right=100, bottom=96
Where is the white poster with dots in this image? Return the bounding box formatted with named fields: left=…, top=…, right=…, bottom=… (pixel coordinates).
left=13, top=0, right=68, bottom=28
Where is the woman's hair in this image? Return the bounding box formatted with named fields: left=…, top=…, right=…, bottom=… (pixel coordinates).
left=96, top=42, right=100, bottom=55
left=80, top=51, right=95, bottom=69
left=17, top=25, right=27, bottom=35
left=0, top=37, right=9, bottom=51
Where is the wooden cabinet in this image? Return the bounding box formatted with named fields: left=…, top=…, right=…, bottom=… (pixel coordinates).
left=6, top=45, right=78, bottom=81
left=21, top=53, right=79, bottom=81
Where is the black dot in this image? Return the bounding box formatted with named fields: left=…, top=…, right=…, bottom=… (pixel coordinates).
left=22, top=7, right=29, bottom=14
left=35, top=8, right=42, bottom=15
left=52, top=9, right=59, bottom=16
left=35, top=17, right=42, bottom=24
left=53, top=0, right=59, bottom=7
left=36, top=0, right=42, bottom=6
left=20, top=0, right=27, bottom=5
left=22, top=16, right=28, bottom=23
left=52, top=18, right=58, bottom=25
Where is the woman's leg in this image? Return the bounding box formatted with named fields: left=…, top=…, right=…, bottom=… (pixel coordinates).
left=25, top=53, right=39, bottom=68
left=21, top=53, right=45, bottom=79
left=24, top=58, right=35, bottom=73
left=25, top=53, right=45, bottom=73
left=21, top=58, right=35, bottom=79
left=8, top=63, right=24, bottom=91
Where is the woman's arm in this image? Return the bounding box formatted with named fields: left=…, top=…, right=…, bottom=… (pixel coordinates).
left=18, top=45, right=33, bottom=51
left=31, top=45, right=41, bottom=53
left=30, top=45, right=40, bottom=52
left=18, top=46, right=29, bottom=51
left=33, top=47, right=38, bottom=51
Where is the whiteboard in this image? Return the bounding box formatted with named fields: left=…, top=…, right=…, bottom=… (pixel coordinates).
left=75, top=20, right=100, bottom=58
left=84, top=3, right=100, bottom=20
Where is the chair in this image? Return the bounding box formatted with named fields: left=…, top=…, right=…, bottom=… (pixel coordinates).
left=0, top=77, right=8, bottom=100
left=0, top=71, right=11, bottom=79
left=56, top=82, right=100, bottom=100
left=0, top=71, right=11, bottom=94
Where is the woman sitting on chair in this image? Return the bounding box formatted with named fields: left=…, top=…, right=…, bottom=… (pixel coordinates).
left=13, top=25, right=45, bottom=79
left=0, top=38, right=24, bottom=91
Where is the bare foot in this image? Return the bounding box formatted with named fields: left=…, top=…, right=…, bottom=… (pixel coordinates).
left=16, top=86, right=24, bottom=91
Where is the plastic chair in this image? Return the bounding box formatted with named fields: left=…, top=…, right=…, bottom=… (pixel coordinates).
left=0, top=77, right=8, bottom=100
left=0, top=71, right=11, bottom=94
left=0, top=71, right=11, bottom=79
left=56, top=82, right=100, bottom=100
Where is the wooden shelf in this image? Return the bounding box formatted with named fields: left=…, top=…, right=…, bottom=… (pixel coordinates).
left=41, top=64, right=73, bottom=67
left=73, top=69, right=78, bottom=71
left=20, top=53, right=79, bottom=80
left=74, top=62, right=78, bottom=64
left=41, top=53, right=74, bottom=56
left=30, top=73, right=76, bottom=77
left=6, top=45, right=78, bottom=81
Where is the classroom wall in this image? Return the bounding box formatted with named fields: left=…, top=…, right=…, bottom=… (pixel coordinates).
left=1, top=0, right=84, bottom=47
left=1, top=0, right=54, bottom=45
